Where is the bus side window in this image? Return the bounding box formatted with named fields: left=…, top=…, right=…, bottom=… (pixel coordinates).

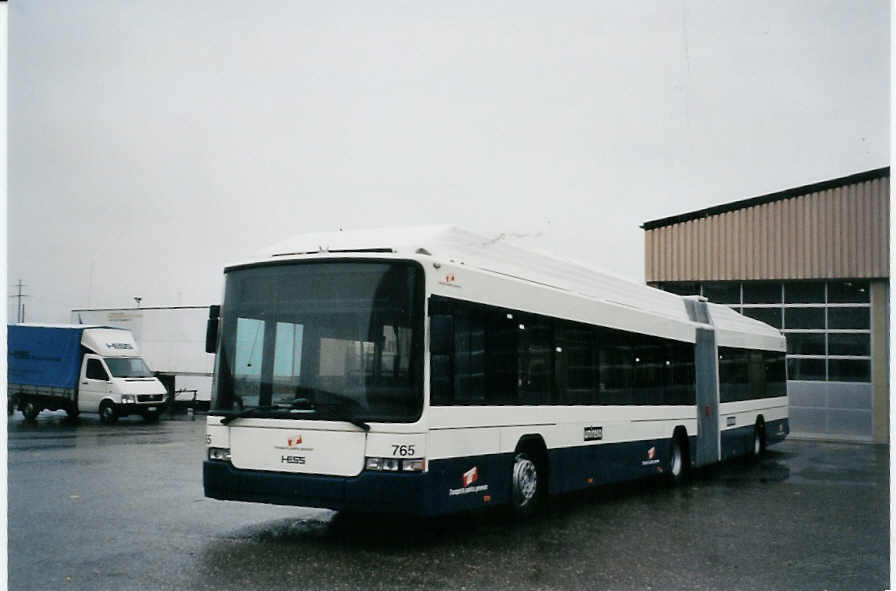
left=430, top=314, right=454, bottom=405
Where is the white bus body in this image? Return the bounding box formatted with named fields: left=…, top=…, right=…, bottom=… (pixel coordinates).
left=203, top=226, right=788, bottom=516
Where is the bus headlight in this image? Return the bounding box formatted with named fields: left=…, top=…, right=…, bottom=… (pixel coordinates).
left=401, top=459, right=425, bottom=472
left=208, top=447, right=231, bottom=462
left=365, top=457, right=425, bottom=472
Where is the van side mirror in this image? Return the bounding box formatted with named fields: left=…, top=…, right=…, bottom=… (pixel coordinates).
left=430, top=314, right=453, bottom=356
left=205, top=305, right=221, bottom=354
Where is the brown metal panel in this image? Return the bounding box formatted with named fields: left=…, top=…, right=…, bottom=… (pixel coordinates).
left=848, top=183, right=858, bottom=277
left=832, top=188, right=842, bottom=277
left=643, top=171, right=888, bottom=282
left=882, top=177, right=890, bottom=276
left=725, top=212, right=734, bottom=280
left=761, top=203, right=770, bottom=278
left=818, top=189, right=827, bottom=277
left=699, top=217, right=708, bottom=280
left=731, top=210, right=739, bottom=280
left=857, top=181, right=868, bottom=276
left=806, top=195, right=821, bottom=277
left=783, top=197, right=793, bottom=278
left=825, top=189, right=836, bottom=278
left=644, top=230, right=654, bottom=281
left=799, top=195, right=808, bottom=278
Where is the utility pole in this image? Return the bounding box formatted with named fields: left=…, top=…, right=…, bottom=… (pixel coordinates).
left=8, top=279, right=30, bottom=324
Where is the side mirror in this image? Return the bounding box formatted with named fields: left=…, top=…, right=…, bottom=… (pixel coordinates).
left=430, top=314, right=454, bottom=356
left=205, top=305, right=221, bottom=354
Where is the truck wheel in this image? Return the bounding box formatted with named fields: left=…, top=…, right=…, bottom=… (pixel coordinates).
left=22, top=400, right=40, bottom=422
left=65, top=404, right=80, bottom=420
left=99, top=401, right=118, bottom=425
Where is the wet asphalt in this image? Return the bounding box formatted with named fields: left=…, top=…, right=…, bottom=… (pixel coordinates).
left=7, top=411, right=889, bottom=591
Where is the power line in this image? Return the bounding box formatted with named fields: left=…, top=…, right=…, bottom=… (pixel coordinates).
left=8, top=279, right=31, bottom=323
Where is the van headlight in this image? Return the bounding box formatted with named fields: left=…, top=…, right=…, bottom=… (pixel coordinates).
left=121, top=395, right=136, bottom=404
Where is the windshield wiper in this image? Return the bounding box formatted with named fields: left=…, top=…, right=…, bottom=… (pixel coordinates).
left=219, top=405, right=286, bottom=425
left=289, top=390, right=371, bottom=431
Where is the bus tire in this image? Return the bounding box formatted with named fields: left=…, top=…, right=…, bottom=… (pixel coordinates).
left=752, top=419, right=765, bottom=458
left=99, top=401, right=118, bottom=425
left=667, top=436, right=685, bottom=484
left=510, top=452, right=542, bottom=517
left=22, top=400, right=40, bottom=422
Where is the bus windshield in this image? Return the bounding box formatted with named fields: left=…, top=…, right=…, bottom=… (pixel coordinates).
left=211, top=260, right=424, bottom=423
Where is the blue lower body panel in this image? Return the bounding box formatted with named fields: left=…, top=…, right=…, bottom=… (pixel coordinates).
left=204, top=425, right=785, bottom=516
left=204, top=461, right=435, bottom=514
left=721, top=418, right=790, bottom=459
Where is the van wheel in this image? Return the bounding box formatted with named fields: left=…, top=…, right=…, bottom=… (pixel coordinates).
left=22, top=400, right=40, bottom=422
left=510, top=452, right=542, bottom=517
left=99, top=401, right=118, bottom=425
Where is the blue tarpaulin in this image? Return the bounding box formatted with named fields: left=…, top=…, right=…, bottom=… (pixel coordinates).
left=7, top=325, right=84, bottom=389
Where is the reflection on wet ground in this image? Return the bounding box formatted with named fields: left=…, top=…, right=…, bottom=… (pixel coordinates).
left=8, top=415, right=889, bottom=591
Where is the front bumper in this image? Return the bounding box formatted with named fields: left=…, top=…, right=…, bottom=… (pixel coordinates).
left=116, top=401, right=163, bottom=417
left=203, top=460, right=433, bottom=515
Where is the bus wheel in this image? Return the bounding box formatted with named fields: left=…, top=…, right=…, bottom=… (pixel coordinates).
left=511, top=452, right=541, bottom=517
left=668, top=437, right=685, bottom=483
left=22, top=400, right=40, bottom=422
left=751, top=422, right=765, bottom=458
left=99, top=401, right=118, bottom=425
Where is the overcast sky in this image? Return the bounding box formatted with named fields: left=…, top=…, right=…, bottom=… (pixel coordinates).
left=8, top=1, right=890, bottom=323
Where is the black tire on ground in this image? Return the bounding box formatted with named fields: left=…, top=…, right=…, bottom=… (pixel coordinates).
left=510, top=451, right=543, bottom=518
left=751, top=421, right=765, bottom=459
left=667, top=436, right=686, bottom=484
left=99, top=401, right=118, bottom=425
left=22, top=400, right=40, bottom=422
left=65, top=404, right=80, bottom=420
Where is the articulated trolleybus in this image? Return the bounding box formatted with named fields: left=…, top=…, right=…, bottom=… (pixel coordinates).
left=203, top=226, right=788, bottom=516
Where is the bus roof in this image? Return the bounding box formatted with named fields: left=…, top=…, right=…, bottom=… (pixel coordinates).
left=250, top=225, right=784, bottom=350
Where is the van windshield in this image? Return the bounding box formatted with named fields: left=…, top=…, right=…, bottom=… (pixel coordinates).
left=105, top=357, right=154, bottom=378
left=211, top=261, right=424, bottom=423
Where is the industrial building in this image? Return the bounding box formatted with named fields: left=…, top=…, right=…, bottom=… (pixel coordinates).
left=642, top=167, right=889, bottom=444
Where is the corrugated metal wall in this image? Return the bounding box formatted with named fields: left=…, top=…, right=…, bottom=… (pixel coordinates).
left=644, top=176, right=890, bottom=281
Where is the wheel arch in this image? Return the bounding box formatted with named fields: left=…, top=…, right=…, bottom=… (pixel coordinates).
left=514, top=434, right=549, bottom=486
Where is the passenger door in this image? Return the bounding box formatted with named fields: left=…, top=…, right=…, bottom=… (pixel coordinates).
left=78, top=356, right=110, bottom=412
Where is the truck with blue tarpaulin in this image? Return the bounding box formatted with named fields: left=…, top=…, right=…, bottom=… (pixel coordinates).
left=8, top=324, right=169, bottom=424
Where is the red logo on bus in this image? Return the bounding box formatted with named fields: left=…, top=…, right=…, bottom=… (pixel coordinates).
left=647, top=446, right=656, bottom=460
left=462, top=466, right=478, bottom=487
